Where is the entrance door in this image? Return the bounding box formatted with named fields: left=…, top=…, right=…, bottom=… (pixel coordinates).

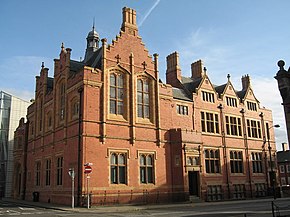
left=188, top=171, right=199, bottom=196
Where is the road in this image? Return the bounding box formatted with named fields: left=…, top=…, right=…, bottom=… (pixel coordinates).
left=1, top=198, right=290, bottom=217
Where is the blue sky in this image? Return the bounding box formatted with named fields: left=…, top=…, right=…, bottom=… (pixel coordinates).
left=1, top=0, right=289, bottom=149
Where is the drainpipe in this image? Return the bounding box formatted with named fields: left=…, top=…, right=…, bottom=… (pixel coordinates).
left=218, top=103, right=230, bottom=199
left=77, top=87, right=83, bottom=206
left=241, top=108, right=253, bottom=198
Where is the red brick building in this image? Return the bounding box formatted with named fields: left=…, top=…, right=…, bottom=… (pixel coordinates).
left=13, top=7, right=277, bottom=205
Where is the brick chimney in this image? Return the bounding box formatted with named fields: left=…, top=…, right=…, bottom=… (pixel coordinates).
left=241, top=74, right=251, bottom=90
left=282, top=142, right=289, bottom=152
left=191, top=60, right=204, bottom=79
left=121, top=7, right=138, bottom=35
left=166, top=52, right=181, bottom=87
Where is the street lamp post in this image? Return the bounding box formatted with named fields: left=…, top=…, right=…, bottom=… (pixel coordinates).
left=68, top=168, right=75, bottom=209
left=266, top=124, right=280, bottom=199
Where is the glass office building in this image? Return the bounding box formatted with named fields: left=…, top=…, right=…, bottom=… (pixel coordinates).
left=0, top=91, right=30, bottom=198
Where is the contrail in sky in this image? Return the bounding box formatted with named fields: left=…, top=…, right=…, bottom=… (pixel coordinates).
left=138, top=0, right=161, bottom=27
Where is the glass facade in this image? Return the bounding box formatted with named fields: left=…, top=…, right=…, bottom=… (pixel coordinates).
left=0, top=91, right=12, bottom=198
left=0, top=91, right=30, bottom=198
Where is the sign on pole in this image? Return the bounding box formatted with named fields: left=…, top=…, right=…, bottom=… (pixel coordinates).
left=84, top=165, right=92, bottom=174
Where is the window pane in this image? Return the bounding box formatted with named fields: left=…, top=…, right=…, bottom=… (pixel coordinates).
left=117, top=88, right=123, bottom=100
left=143, top=80, right=149, bottom=92
left=137, top=80, right=142, bottom=91
left=117, top=101, right=123, bottom=115
left=119, top=166, right=126, bottom=184
left=117, top=74, right=123, bottom=87
left=140, top=167, right=145, bottom=183
left=110, top=74, right=116, bottom=86
left=110, top=87, right=116, bottom=98
left=138, top=105, right=143, bottom=117
left=144, top=106, right=150, bottom=118
left=147, top=155, right=153, bottom=165
left=137, top=92, right=142, bottom=104
left=144, top=93, right=149, bottom=104
left=111, top=154, right=117, bottom=164
left=110, top=100, right=116, bottom=114
left=119, top=154, right=125, bottom=165
left=111, top=166, right=117, bottom=183
left=140, top=155, right=145, bottom=165
left=147, top=167, right=153, bottom=183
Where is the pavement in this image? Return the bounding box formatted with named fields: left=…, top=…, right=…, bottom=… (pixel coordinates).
left=1, top=196, right=290, bottom=214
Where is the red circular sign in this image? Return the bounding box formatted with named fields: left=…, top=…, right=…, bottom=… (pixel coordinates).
left=84, top=165, right=92, bottom=174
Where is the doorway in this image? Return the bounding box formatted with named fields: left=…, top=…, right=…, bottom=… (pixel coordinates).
left=188, top=171, right=199, bottom=196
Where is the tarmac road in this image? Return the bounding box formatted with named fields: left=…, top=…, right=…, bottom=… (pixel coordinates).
left=1, top=197, right=290, bottom=217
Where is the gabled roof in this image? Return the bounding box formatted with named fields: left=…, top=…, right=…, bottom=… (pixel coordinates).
left=181, top=76, right=202, bottom=93
left=172, top=87, right=192, bottom=102
left=277, top=150, right=290, bottom=163
left=84, top=47, right=102, bottom=69
left=214, top=83, right=227, bottom=95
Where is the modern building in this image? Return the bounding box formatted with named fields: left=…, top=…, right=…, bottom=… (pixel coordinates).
left=0, top=91, right=30, bottom=198
left=13, top=7, right=278, bottom=206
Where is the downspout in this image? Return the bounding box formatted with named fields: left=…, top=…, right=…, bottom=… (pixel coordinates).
left=241, top=108, right=253, bottom=198
left=23, top=120, right=29, bottom=200
left=218, top=103, right=230, bottom=199
left=77, top=87, right=83, bottom=206
left=259, top=112, right=269, bottom=191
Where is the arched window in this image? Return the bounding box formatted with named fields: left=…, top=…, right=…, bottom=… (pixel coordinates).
left=110, top=152, right=126, bottom=184
left=140, top=154, right=154, bottom=184
left=137, top=79, right=150, bottom=119
left=110, top=74, right=124, bottom=115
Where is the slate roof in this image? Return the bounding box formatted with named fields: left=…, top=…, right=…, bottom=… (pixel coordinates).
left=84, top=48, right=102, bottom=69
left=214, top=84, right=227, bottom=95
left=277, top=150, right=290, bottom=163
left=181, top=76, right=202, bottom=93
left=172, top=87, right=192, bottom=102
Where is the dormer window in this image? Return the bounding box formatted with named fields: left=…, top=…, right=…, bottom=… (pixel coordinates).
left=202, top=91, right=215, bottom=103
left=226, top=96, right=237, bottom=107
left=247, top=101, right=257, bottom=111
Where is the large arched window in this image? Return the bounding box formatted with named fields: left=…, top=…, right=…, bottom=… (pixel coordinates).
left=137, top=79, right=150, bottom=119
left=110, top=73, right=124, bottom=115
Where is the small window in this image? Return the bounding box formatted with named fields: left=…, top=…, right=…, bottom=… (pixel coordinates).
left=230, top=151, right=243, bottom=173
left=247, top=101, right=257, bottom=111
left=202, top=91, right=215, bottom=103
left=176, top=105, right=189, bottom=115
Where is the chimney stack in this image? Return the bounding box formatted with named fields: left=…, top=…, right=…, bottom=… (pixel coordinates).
left=191, top=60, right=204, bottom=79
left=282, top=142, right=289, bottom=152
left=121, top=7, right=138, bottom=35
left=242, top=74, right=251, bottom=90
left=166, top=52, right=181, bottom=87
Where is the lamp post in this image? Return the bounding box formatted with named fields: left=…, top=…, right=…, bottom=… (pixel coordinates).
left=266, top=124, right=280, bottom=199
left=68, top=168, right=75, bottom=209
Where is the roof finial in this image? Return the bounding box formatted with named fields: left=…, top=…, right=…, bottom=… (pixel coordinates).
left=92, top=17, right=95, bottom=31
left=61, top=42, right=65, bottom=51
left=227, top=73, right=231, bottom=81
left=41, top=62, right=44, bottom=69
left=203, top=67, right=207, bottom=74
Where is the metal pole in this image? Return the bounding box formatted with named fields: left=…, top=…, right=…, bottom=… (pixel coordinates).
left=87, top=174, right=90, bottom=209
left=267, top=125, right=276, bottom=199
left=72, top=176, right=74, bottom=209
